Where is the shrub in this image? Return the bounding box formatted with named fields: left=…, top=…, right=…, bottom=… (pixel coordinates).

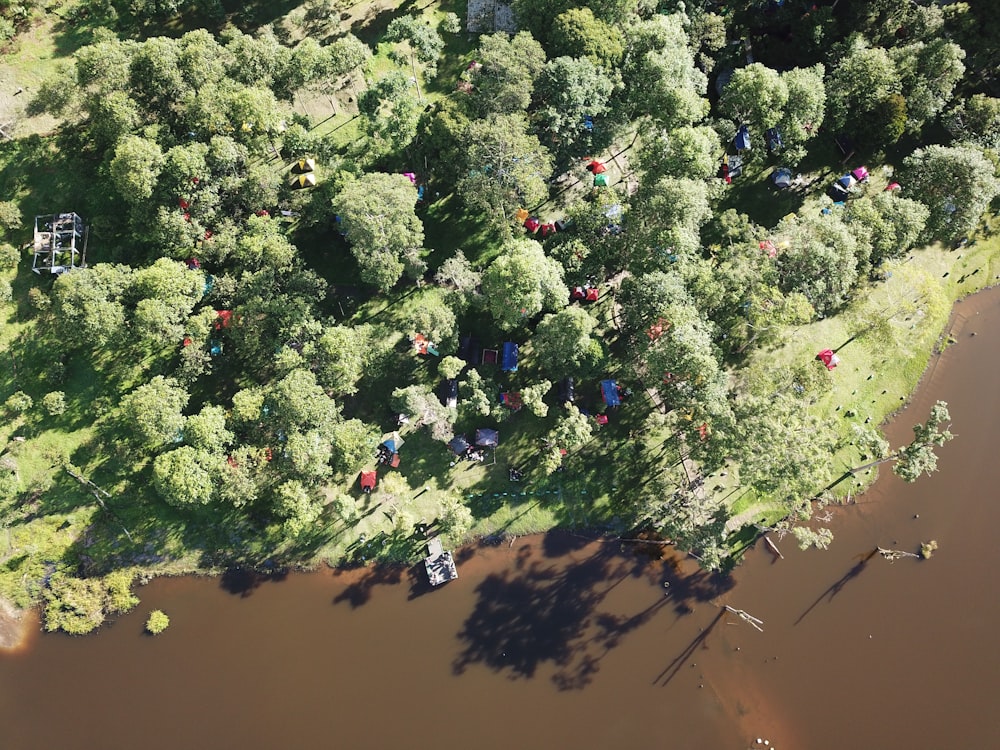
left=5, top=391, right=32, bottom=414
left=105, top=569, right=140, bottom=614
left=41, top=391, right=67, bottom=416
left=146, top=610, right=170, bottom=634
left=0, top=241, right=18, bottom=269
left=43, top=574, right=106, bottom=635
left=0, top=278, right=11, bottom=302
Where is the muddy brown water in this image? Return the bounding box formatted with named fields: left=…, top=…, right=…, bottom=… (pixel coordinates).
left=4, top=288, right=1000, bottom=750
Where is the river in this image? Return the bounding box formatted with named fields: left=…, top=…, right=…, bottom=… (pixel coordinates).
left=3, top=288, right=1000, bottom=749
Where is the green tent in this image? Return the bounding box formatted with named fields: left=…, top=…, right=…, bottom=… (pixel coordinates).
left=593, top=173, right=609, bottom=187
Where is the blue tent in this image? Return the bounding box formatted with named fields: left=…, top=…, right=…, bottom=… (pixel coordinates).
left=734, top=125, right=751, bottom=151
left=475, top=428, right=499, bottom=447
left=600, top=379, right=621, bottom=407
left=766, top=127, right=783, bottom=151
left=501, top=342, right=519, bottom=372
left=837, top=174, right=857, bottom=191
left=448, top=435, right=471, bottom=455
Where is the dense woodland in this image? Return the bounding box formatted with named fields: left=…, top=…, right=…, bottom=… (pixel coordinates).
left=0, top=0, right=997, bottom=632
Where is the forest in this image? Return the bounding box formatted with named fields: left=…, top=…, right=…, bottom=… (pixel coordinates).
left=0, top=0, right=997, bottom=633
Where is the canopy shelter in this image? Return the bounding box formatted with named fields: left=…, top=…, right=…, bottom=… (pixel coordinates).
left=816, top=349, right=840, bottom=370
left=851, top=166, right=869, bottom=182
left=290, top=173, right=316, bottom=189
left=586, top=160, right=607, bottom=174
left=772, top=168, right=793, bottom=188
left=593, top=173, right=609, bottom=187
left=291, top=158, right=315, bottom=174
left=360, top=470, right=377, bottom=492
left=734, top=124, right=751, bottom=151
left=380, top=431, right=405, bottom=453
left=601, top=379, right=621, bottom=407
left=448, top=435, right=471, bottom=455
left=524, top=216, right=540, bottom=233
left=32, top=212, right=87, bottom=275
left=474, top=428, right=499, bottom=447
left=501, top=342, right=519, bottom=372
left=558, top=377, right=575, bottom=404
left=766, top=127, right=783, bottom=152
left=424, top=538, right=458, bottom=586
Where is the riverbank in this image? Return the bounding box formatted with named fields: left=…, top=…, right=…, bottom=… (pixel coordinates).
left=0, top=596, right=31, bottom=650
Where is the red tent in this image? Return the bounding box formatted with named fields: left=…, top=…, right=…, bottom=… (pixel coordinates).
left=596, top=414, right=609, bottom=425
left=584, top=287, right=599, bottom=302
left=214, top=310, right=233, bottom=329
left=587, top=160, right=606, bottom=174
left=540, top=223, right=556, bottom=237
left=571, top=286, right=586, bottom=300
left=360, top=470, right=377, bottom=492
left=817, top=349, right=841, bottom=370
left=885, top=182, right=901, bottom=192
left=524, top=217, right=540, bottom=232
left=759, top=240, right=777, bottom=258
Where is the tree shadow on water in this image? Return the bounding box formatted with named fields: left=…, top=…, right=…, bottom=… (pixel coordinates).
left=452, top=541, right=726, bottom=691
left=219, top=565, right=288, bottom=598
left=332, top=565, right=404, bottom=608
left=794, top=548, right=879, bottom=625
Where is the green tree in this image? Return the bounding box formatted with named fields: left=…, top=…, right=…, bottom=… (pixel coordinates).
left=826, top=38, right=901, bottom=147
left=41, top=392, right=67, bottom=417
left=520, top=380, right=552, bottom=417
left=457, top=114, right=554, bottom=234
left=275, top=479, right=324, bottom=536
left=533, top=56, right=615, bottom=167
left=146, top=609, right=170, bottom=634
left=842, top=192, right=929, bottom=267
left=548, top=7, right=623, bottom=70
left=311, top=324, right=377, bottom=396
left=120, top=376, right=189, bottom=449
left=152, top=446, right=216, bottom=507
left=481, top=238, right=568, bottom=329
left=110, top=136, right=165, bottom=204
left=532, top=306, right=603, bottom=378
left=184, top=405, right=233, bottom=452
left=945, top=94, right=1000, bottom=151
left=773, top=213, right=863, bottom=315
left=329, top=419, right=379, bottom=473
left=466, top=32, right=546, bottom=115
left=391, top=385, right=455, bottom=442
left=890, top=39, right=965, bottom=132
left=849, top=401, right=954, bottom=482
left=438, top=356, right=466, bottom=381
left=385, top=15, right=445, bottom=76
left=636, top=125, right=720, bottom=180
left=720, top=63, right=788, bottom=133
left=900, top=144, right=1000, bottom=243
left=333, top=172, right=425, bottom=291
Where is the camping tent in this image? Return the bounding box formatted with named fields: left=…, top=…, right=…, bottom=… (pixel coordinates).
left=501, top=342, right=519, bottom=372
left=593, top=173, right=609, bottom=187
left=816, top=349, right=840, bottom=370
left=291, top=158, right=315, bottom=174
left=474, top=428, right=499, bottom=447
left=772, top=168, right=793, bottom=188
left=380, top=431, right=405, bottom=453
left=571, top=286, right=586, bottom=300
left=734, top=125, right=751, bottom=151
left=836, top=174, right=857, bottom=191
left=439, top=379, right=458, bottom=408
left=290, top=173, right=317, bottom=189
left=851, top=166, right=869, bottom=182
left=448, top=435, right=471, bottom=455
left=586, top=160, right=607, bottom=174
left=766, top=127, right=783, bottom=152
left=585, top=287, right=599, bottom=302
left=360, top=470, right=377, bottom=492
left=885, top=182, right=901, bottom=192
left=524, top=217, right=540, bottom=232
left=540, top=223, right=556, bottom=237
left=600, top=379, right=621, bottom=407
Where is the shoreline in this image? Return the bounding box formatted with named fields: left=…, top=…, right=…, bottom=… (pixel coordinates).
left=0, top=596, right=32, bottom=652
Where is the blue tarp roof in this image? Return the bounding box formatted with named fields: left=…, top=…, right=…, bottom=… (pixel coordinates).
left=501, top=342, right=519, bottom=372
left=600, top=379, right=620, bottom=407
left=475, top=428, right=499, bottom=447
left=735, top=125, right=751, bottom=151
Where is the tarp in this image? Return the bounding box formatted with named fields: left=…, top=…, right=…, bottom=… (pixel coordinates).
left=600, top=379, right=621, bottom=407
left=501, top=341, right=519, bottom=372
left=817, top=349, right=840, bottom=370
left=587, top=160, right=606, bottom=174
left=772, top=168, right=793, bottom=188
left=851, top=166, right=869, bottom=182
left=380, top=431, right=405, bottom=452
left=734, top=124, right=751, bottom=151
left=524, top=217, right=540, bottom=232
left=402, top=172, right=417, bottom=184
left=448, top=435, right=470, bottom=455
left=360, top=470, right=377, bottom=491
left=474, top=428, right=499, bottom=447
left=593, top=173, right=609, bottom=187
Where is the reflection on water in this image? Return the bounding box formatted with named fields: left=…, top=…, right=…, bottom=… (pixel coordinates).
left=4, top=289, right=1000, bottom=749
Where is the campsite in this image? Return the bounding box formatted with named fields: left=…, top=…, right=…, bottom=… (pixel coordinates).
left=0, top=0, right=997, bottom=637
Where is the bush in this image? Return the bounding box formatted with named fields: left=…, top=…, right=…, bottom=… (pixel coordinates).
left=0, top=278, right=11, bottom=303
left=146, top=609, right=170, bottom=634
left=41, top=391, right=67, bottom=416
left=105, top=569, right=140, bottom=614
left=43, top=574, right=106, bottom=635
left=0, top=242, right=18, bottom=269
left=5, top=391, right=32, bottom=414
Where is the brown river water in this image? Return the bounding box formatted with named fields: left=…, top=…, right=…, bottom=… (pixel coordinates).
left=3, top=287, right=1000, bottom=749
